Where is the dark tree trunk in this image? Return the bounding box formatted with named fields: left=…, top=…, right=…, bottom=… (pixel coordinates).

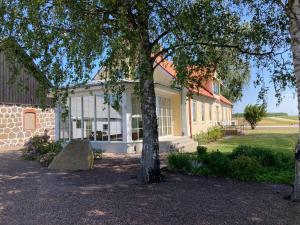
left=139, top=54, right=161, bottom=183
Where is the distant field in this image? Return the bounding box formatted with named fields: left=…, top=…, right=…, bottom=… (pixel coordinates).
left=233, top=116, right=299, bottom=126
left=280, top=115, right=298, bottom=120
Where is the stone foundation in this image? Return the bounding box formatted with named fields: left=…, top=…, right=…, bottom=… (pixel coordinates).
left=0, top=104, right=55, bottom=148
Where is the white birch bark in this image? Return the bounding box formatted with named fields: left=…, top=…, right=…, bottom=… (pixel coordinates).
left=288, top=0, right=300, bottom=201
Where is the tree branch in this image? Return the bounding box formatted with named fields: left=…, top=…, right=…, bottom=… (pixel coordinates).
left=150, top=30, right=170, bottom=47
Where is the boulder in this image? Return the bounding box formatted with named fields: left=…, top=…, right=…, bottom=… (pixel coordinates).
left=48, top=140, right=94, bottom=171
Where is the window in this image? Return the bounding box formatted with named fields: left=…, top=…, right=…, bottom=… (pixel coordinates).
left=76, top=120, right=81, bottom=129
left=202, top=103, right=205, bottom=121
left=83, top=96, right=94, bottom=140
left=157, top=96, right=172, bottom=136
left=59, top=103, right=70, bottom=140
left=213, top=82, right=219, bottom=95
left=109, top=95, right=123, bottom=141
left=103, top=124, right=108, bottom=131
left=24, top=111, right=36, bottom=130
left=132, top=95, right=143, bottom=141
left=216, top=106, right=220, bottom=122
left=95, top=95, right=109, bottom=141
left=70, top=96, right=82, bottom=139
left=192, top=100, right=197, bottom=122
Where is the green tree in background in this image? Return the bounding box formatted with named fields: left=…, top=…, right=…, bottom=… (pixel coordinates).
left=243, top=104, right=266, bottom=129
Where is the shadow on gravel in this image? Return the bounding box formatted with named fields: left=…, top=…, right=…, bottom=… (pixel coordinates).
left=0, top=150, right=299, bottom=225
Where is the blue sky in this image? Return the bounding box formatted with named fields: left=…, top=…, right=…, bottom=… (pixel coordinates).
left=233, top=68, right=298, bottom=115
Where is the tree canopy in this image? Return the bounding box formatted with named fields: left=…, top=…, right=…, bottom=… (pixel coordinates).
left=244, top=104, right=267, bottom=129
left=0, top=0, right=296, bottom=183
left=0, top=1, right=293, bottom=103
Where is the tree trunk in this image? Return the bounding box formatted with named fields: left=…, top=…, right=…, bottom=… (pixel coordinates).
left=288, top=0, right=300, bottom=201
left=139, top=51, right=161, bottom=184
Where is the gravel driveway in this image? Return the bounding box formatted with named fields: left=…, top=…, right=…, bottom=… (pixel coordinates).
left=0, top=148, right=299, bottom=225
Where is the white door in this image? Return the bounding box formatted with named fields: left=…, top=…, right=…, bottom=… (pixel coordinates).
left=157, top=96, right=172, bottom=136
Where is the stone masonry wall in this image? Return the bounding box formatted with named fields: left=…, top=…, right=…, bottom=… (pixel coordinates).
left=0, top=104, right=55, bottom=148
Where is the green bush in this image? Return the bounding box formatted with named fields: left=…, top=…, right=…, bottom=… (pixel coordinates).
left=230, top=156, right=262, bottom=182
left=23, top=134, right=62, bottom=166
left=194, top=126, right=224, bottom=145
left=207, top=126, right=224, bottom=142
left=197, top=146, right=207, bottom=157
left=40, top=141, right=62, bottom=155
left=207, top=151, right=230, bottom=176
left=39, top=152, right=58, bottom=167
left=230, top=145, right=291, bottom=169
left=168, top=153, right=192, bottom=172
left=167, top=144, right=293, bottom=184
left=193, top=132, right=208, bottom=145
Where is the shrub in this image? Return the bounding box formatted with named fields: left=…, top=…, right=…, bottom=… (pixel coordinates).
left=193, top=132, right=208, bottom=145
left=197, top=146, right=207, bottom=157
left=40, top=141, right=62, bottom=155
left=230, top=156, right=262, bottom=182
left=168, top=153, right=192, bottom=172
left=39, top=152, right=58, bottom=167
left=230, top=145, right=291, bottom=169
left=207, top=126, right=224, bottom=142
left=207, top=151, right=230, bottom=176
left=194, top=126, right=224, bottom=145
left=23, top=133, right=62, bottom=166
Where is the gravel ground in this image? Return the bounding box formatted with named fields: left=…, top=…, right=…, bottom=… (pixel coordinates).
left=0, top=148, right=299, bottom=225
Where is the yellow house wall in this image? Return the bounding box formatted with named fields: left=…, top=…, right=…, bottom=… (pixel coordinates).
left=172, top=94, right=182, bottom=136
left=187, top=95, right=232, bottom=135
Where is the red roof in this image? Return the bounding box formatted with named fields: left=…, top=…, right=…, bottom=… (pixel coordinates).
left=156, top=58, right=232, bottom=106
left=220, top=95, right=233, bottom=106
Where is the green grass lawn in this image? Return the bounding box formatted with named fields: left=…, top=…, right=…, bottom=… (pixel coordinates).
left=207, top=127, right=298, bottom=155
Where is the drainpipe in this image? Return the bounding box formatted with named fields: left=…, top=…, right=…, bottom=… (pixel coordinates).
left=188, top=97, right=192, bottom=138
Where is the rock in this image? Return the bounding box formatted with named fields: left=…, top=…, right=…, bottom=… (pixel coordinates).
left=48, top=140, right=94, bottom=171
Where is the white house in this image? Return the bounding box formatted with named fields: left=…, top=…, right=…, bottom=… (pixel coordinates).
left=55, top=59, right=232, bottom=153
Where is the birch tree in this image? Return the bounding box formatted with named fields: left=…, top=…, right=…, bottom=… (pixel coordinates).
left=285, top=0, right=300, bottom=201
left=0, top=1, right=292, bottom=184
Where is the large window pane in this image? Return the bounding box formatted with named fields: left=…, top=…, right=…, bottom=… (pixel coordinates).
left=157, top=96, right=172, bottom=136
left=83, top=96, right=94, bottom=140
left=95, top=95, right=109, bottom=141
left=132, top=95, right=143, bottom=141
left=59, top=103, right=69, bottom=140
left=110, top=95, right=123, bottom=141
left=70, top=97, right=82, bottom=139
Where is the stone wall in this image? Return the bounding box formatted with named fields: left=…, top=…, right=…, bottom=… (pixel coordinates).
left=0, top=104, right=55, bottom=148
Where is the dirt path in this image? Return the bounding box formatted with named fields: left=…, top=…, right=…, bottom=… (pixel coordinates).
left=0, top=148, right=299, bottom=225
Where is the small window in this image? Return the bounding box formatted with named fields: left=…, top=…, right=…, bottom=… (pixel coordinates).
left=192, top=100, right=197, bottom=122
left=24, top=112, right=36, bottom=130
left=76, top=120, right=81, bottom=129
left=103, top=124, right=108, bottom=131
left=209, top=104, right=212, bottom=121
left=213, top=82, right=219, bottom=95
left=202, top=103, right=205, bottom=121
